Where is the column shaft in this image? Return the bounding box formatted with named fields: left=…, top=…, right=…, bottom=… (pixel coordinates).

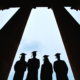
left=0, top=6, right=32, bottom=80
left=52, top=6, right=80, bottom=80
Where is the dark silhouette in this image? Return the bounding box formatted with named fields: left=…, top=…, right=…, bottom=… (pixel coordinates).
left=40, top=55, right=53, bottom=80
left=26, top=51, right=40, bottom=80
left=13, top=53, right=27, bottom=80
left=53, top=53, right=68, bottom=80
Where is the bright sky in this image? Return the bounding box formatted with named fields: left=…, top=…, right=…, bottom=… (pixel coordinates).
left=0, top=7, right=80, bottom=80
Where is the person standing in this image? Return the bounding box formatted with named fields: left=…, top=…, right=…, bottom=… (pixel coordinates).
left=53, top=53, right=68, bottom=80
left=26, top=51, right=40, bottom=80
left=13, top=53, right=27, bottom=80
left=40, top=55, right=53, bottom=80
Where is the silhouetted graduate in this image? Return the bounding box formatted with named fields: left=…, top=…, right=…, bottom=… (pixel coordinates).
left=26, top=51, right=40, bottom=80
left=53, top=53, right=68, bottom=80
left=40, top=55, right=53, bottom=80
left=13, top=53, right=27, bottom=80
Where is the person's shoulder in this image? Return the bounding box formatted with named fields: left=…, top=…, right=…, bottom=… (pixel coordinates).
left=14, top=60, right=21, bottom=66
left=37, top=58, right=40, bottom=60
left=29, top=58, right=32, bottom=60
left=37, top=58, right=40, bottom=62
left=34, top=58, right=40, bottom=63
left=54, top=60, right=57, bottom=63
left=41, top=64, right=44, bottom=67
left=61, top=60, right=65, bottom=63
left=35, top=58, right=39, bottom=60
left=16, top=60, right=20, bottom=63
left=49, top=62, right=52, bottom=65
left=60, top=60, right=67, bottom=64
left=28, top=59, right=32, bottom=62
left=54, top=60, right=59, bottom=65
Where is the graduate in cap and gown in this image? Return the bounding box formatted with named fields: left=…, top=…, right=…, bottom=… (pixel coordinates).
left=13, top=53, right=27, bottom=80
left=26, top=51, right=40, bottom=80
left=53, top=53, right=68, bottom=80
left=40, top=55, right=53, bottom=80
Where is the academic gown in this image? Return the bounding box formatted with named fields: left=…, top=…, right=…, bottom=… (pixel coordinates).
left=40, top=62, right=53, bottom=80
left=26, top=58, right=40, bottom=80
left=13, top=60, right=27, bottom=80
left=54, top=60, right=68, bottom=80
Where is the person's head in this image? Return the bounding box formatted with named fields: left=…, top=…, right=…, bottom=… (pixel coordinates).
left=20, top=53, right=26, bottom=61
left=32, top=51, right=37, bottom=58
left=43, top=55, right=49, bottom=63
left=55, top=53, right=61, bottom=60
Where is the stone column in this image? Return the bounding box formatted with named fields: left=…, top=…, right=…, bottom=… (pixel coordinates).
left=52, top=6, right=80, bottom=80
left=0, top=6, right=32, bottom=80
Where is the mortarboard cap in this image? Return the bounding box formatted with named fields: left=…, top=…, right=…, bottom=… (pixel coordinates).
left=55, top=53, right=61, bottom=56
left=32, top=51, right=37, bottom=54
left=20, top=53, right=27, bottom=56
left=43, top=55, right=49, bottom=58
